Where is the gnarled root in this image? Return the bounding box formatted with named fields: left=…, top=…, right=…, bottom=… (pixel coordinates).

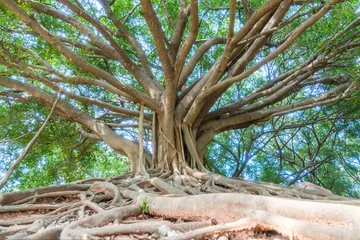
left=1, top=171, right=359, bottom=240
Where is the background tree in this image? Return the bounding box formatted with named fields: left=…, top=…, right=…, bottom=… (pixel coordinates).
left=207, top=103, right=360, bottom=198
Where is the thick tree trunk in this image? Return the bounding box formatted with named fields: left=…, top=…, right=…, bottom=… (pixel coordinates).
left=156, top=119, right=184, bottom=172
left=153, top=117, right=208, bottom=174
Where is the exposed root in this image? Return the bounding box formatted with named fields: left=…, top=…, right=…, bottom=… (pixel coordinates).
left=0, top=170, right=359, bottom=240
left=150, top=177, right=187, bottom=195
left=90, top=181, right=122, bottom=204
left=145, top=193, right=360, bottom=227
left=0, top=184, right=91, bottom=206
left=9, top=191, right=81, bottom=205
left=60, top=205, right=141, bottom=239
left=165, top=209, right=359, bottom=240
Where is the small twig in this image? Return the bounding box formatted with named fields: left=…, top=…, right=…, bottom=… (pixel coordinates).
left=160, top=0, right=175, bottom=29
left=0, top=130, right=32, bottom=143
left=122, top=3, right=141, bottom=24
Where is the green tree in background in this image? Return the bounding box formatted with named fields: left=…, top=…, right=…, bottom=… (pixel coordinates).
left=207, top=104, right=360, bottom=198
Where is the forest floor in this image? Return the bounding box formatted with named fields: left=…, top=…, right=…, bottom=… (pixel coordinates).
left=0, top=169, right=359, bottom=240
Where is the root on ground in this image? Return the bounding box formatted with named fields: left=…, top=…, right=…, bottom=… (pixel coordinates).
left=0, top=169, right=359, bottom=240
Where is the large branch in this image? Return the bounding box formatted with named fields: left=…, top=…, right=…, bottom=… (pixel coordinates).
left=180, top=0, right=284, bottom=125
left=170, top=0, right=188, bottom=57
left=12, top=0, right=160, bottom=101
left=0, top=59, right=136, bottom=105
left=206, top=41, right=360, bottom=121
left=206, top=0, right=283, bottom=86
left=206, top=0, right=340, bottom=95
left=97, top=0, right=162, bottom=94
left=17, top=0, right=120, bottom=62
left=0, top=0, right=161, bottom=113
left=221, top=72, right=316, bottom=118
left=228, top=0, right=236, bottom=38
left=202, top=82, right=352, bottom=135
left=0, top=49, right=149, bottom=121
left=184, top=0, right=342, bottom=130
left=175, top=5, right=277, bottom=120
left=174, top=0, right=198, bottom=85
left=10, top=46, right=136, bottom=101
left=140, top=0, right=174, bottom=84
left=177, top=37, right=227, bottom=90
left=58, top=0, right=162, bottom=99
left=0, top=77, right=145, bottom=161
left=229, top=0, right=292, bottom=76
left=196, top=82, right=354, bottom=156
left=49, top=76, right=136, bottom=102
